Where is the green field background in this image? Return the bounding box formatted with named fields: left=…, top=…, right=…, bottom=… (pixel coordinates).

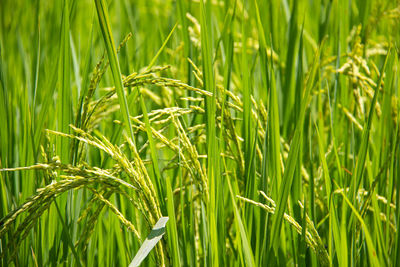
left=0, top=0, right=399, bottom=266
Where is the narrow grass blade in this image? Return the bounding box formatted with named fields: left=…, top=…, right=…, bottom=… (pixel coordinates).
left=225, top=161, right=255, bottom=267
left=199, top=0, right=220, bottom=265
left=333, top=179, right=380, bottom=266
left=58, top=0, right=71, bottom=163
left=147, top=23, right=177, bottom=70
left=165, top=175, right=181, bottom=266
left=270, top=42, right=323, bottom=251
left=94, top=0, right=135, bottom=144
left=315, top=124, right=341, bottom=266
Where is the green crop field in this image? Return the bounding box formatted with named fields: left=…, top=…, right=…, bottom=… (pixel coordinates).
left=0, top=0, right=399, bottom=266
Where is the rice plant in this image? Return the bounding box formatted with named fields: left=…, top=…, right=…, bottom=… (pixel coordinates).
left=0, top=0, right=399, bottom=266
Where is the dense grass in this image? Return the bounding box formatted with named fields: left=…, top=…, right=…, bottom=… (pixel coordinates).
left=0, top=0, right=399, bottom=266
